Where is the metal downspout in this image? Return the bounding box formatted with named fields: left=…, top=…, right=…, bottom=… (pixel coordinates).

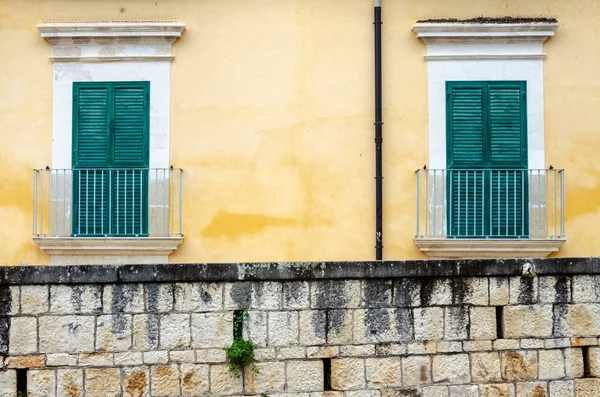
left=374, top=0, right=383, bottom=260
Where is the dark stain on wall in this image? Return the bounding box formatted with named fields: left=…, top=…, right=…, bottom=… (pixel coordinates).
left=554, top=276, right=570, bottom=303
left=518, top=277, right=536, bottom=304
left=363, top=280, right=391, bottom=307
left=230, top=283, right=252, bottom=308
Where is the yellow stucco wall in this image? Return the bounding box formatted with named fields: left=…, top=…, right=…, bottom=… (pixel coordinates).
left=0, top=0, right=598, bottom=265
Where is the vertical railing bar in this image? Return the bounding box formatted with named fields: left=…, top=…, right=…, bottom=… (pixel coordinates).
left=458, top=171, right=461, bottom=236
left=554, top=169, right=557, bottom=237
left=561, top=170, right=565, bottom=237
left=521, top=170, right=525, bottom=237
left=425, top=171, right=429, bottom=237
left=433, top=170, right=437, bottom=237
left=101, top=170, right=104, bottom=235
left=442, top=169, right=446, bottom=237
left=124, top=170, right=128, bottom=235
left=47, top=169, right=51, bottom=236
left=155, top=169, right=158, bottom=237
left=416, top=170, right=420, bottom=236
left=63, top=170, right=67, bottom=236
left=117, top=170, right=120, bottom=235
left=170, top=168, right=174, bottom=236
left=32, top=171, right=36, bottom=235
left=513, top=170, right=516, bottom=237
left=480, top=171, right=483, bottom=236
left=449, top=170, right=452, bottom=237
left=497, top=171, right=500, bottom=236
left=93, top=171, right=96, bottom=235
left=85, top=171, right=89, bottom=236
left=537, top=170, right=541, bottom=238
left=505, top=170, right=508, bottom=237
left=179, top=169, right=183, bottom=235
left=466, top=171, right=469, bottom=237
left=546, top=169, right=549, bottom=238
left=489, top=170, right=492, bottom=237
left=163, top=169, right=167, bottom=237
left=140, top=170, right=143, bottom=236
left=528, top=171, right=532, bottom=236
left=109, top=170, right=112, bottom=235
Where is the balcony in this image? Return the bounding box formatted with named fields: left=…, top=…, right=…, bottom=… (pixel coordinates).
left=414, top=168, right=566, bottom=258
left=32, top=168, right=184, bottom=265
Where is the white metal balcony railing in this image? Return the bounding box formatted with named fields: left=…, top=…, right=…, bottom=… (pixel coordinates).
left=415, top=168, right=565, bottom=239
left=33, top=168, right=183, bottom=238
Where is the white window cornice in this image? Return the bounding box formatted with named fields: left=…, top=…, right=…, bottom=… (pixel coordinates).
left=37, top=22, right=185, bottom=43
left=412, top=22, right=559, bottom=43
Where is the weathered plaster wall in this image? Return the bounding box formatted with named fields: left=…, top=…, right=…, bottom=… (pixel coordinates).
left=0, top=260, right=599, bottom=396
left=1, top=0, right=599, bottom=264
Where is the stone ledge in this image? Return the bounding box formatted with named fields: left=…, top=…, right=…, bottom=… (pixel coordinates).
left=33, top=237, right=184, bottom=265
left=414, top=238, right=566, bottom=259
left=3, top=257, right=600, bottom=285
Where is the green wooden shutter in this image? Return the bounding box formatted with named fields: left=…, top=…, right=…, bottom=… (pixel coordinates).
left=72, top=82, right=149, bottom=236
left=111, top=84, right=149, bottom=235
left=72, top=84, right=111, bottom=235
left=447, top=83, right=486, bottom=236
left=446, top=81, right=528, bottom=238
left=488, top=83, right=528, bottom=237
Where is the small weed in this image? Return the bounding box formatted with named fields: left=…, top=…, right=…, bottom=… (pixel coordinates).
left=223, top=309, right=259, bottom=378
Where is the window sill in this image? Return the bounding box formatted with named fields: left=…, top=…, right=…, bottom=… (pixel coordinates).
left=33, top=236, right=184, bottom=265
left=414, top=238, right=566, bottom=259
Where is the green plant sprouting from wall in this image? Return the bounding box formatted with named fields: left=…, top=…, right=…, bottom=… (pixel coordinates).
left=223, top=309, right=259, bottom=378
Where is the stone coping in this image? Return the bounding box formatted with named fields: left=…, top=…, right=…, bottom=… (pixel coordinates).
left=1, top=257, right=600, bottom=285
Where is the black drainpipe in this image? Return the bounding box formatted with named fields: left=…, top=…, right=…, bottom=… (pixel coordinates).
left=374, top=0, right=383, bottom=260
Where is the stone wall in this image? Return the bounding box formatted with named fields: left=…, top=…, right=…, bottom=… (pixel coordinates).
left=0, top=259, right=600, bottom=396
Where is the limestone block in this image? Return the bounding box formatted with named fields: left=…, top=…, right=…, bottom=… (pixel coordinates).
left=123, top=367, right=149, bottom=397
left=501, top=351, right=537, bottom=380
left=449, top=385, right=479, bottom=397
left=174, top=283, right=222, bottom=312
left=286, top=360, right=323, bottom=392
left=564, top=348, right=584, bottom=378
left=402, top=355, right=431, bottom=386
left=57, top=369, right=84, bottom=397
left=575, top=379, right=600, bottom=397
left=422, top=386, right=449, bottom=397
left=545, top=338, right=570, bottom=349
left=331, top=358, right=365, bottom=390
left=380, top=389, right=420, bottom=397
left=453, top=277, right=488, bottom=305
left=407, top=341, right=437, bottom=355
left=570, top=337, right=598, bottom=346
left=180, top=364, right=209, bottom=396
left=252, top=281, right=282, bottom=310
left=0, top=371, right=15, bottom=397
left=432, top=354, right=470, bottom=384
left=78, top=352, right=113, bottom=366
left=509, top=277, right=538, bottom=304
left=151, top=364, right=181, bottom=397
left=85, top=368, right=121, bottom=397
left=414, top=307, right=444, bottom=341
left=240, top=310, right=266, bottom=347
left=365, top=357, right=402, bottom=388
left=437, top=341, right=463, bottom=353
left=8, top=287, right=19, bottom=315
left=503, top=305, right=553, bottom=338
left=362, top=280, right=392, bottom=307
left=133, top=314, right=159, bottom=350
left=326, top=309, right=353, bottom=344
left=115, top=351, right=144, bottom=366
left=191, top=312, right=233, bottom=348
left=521, top=339, right=545, bottom=349
left=548, top=380, right=574, bottom=397
left=307, top=346, right=339, bottom=358
left=489, top=278, right=510, bottom=306
left=196, top=348, right=226, bottom=363
left=539, top=276, right=571, bottom=303
left=310, top=280, right=361, bottom=309
left=355, top=308, right=412, bottom=344
left=145, top=283, right=174, bottom=313
left=470, top=307, right=497, bottom=340
left=493, top=339, right=520, bottom=350
left=516, top=382, right=548, bottom=397
left=244, top=361, right=285, bottom=393
left=46, top=353, right=77, bottom=367
left=28, top=370, right=56, bottom=397
left=420, top=278, right=453, bottom=306
left=444, top=306, right=469, bottom=340
left=96, top=314, right=132, bottom=352
left=278, top=347, right=306, bottom=359
left=376, top=343, right=406, bottom=355
left=589, top=347, right=600, bottom=376
left=283, top=281, right=310, bottom=309
left=479, top=383, right=515, bottom=397
left=50, top=285, right=102, bottom=314
left=553, top=304, right=600, bottom=337
left=103, top=284, right=144, bottom=313
left=471, top=352, right=502, bottom=382
left=572, top=275, right=600, bottom=303
left=143, top=351, right=169, bottom=365
left=299, top=310, right=326, bottom=345
left=6, top=355, right=45, bottom=369
left=9, top=316, right=37, bottom=354
left=209, top=364, right=242, bottom=395
left=39, top=315, right=95, bottom=353
left=345, top=391, right=380, bottom=397
left=224, top=282, right=252, bottom=309
left=393, top=278, right=421, bottom=307
left=268, top=311, right=299, bottom=346
left=539, top=350, right=565, bottom=379
left=169, top=350, right=195, bottom=363
left=159, top=313, right=191, bottom=349
left=21, top=285, right=49, bottom=314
